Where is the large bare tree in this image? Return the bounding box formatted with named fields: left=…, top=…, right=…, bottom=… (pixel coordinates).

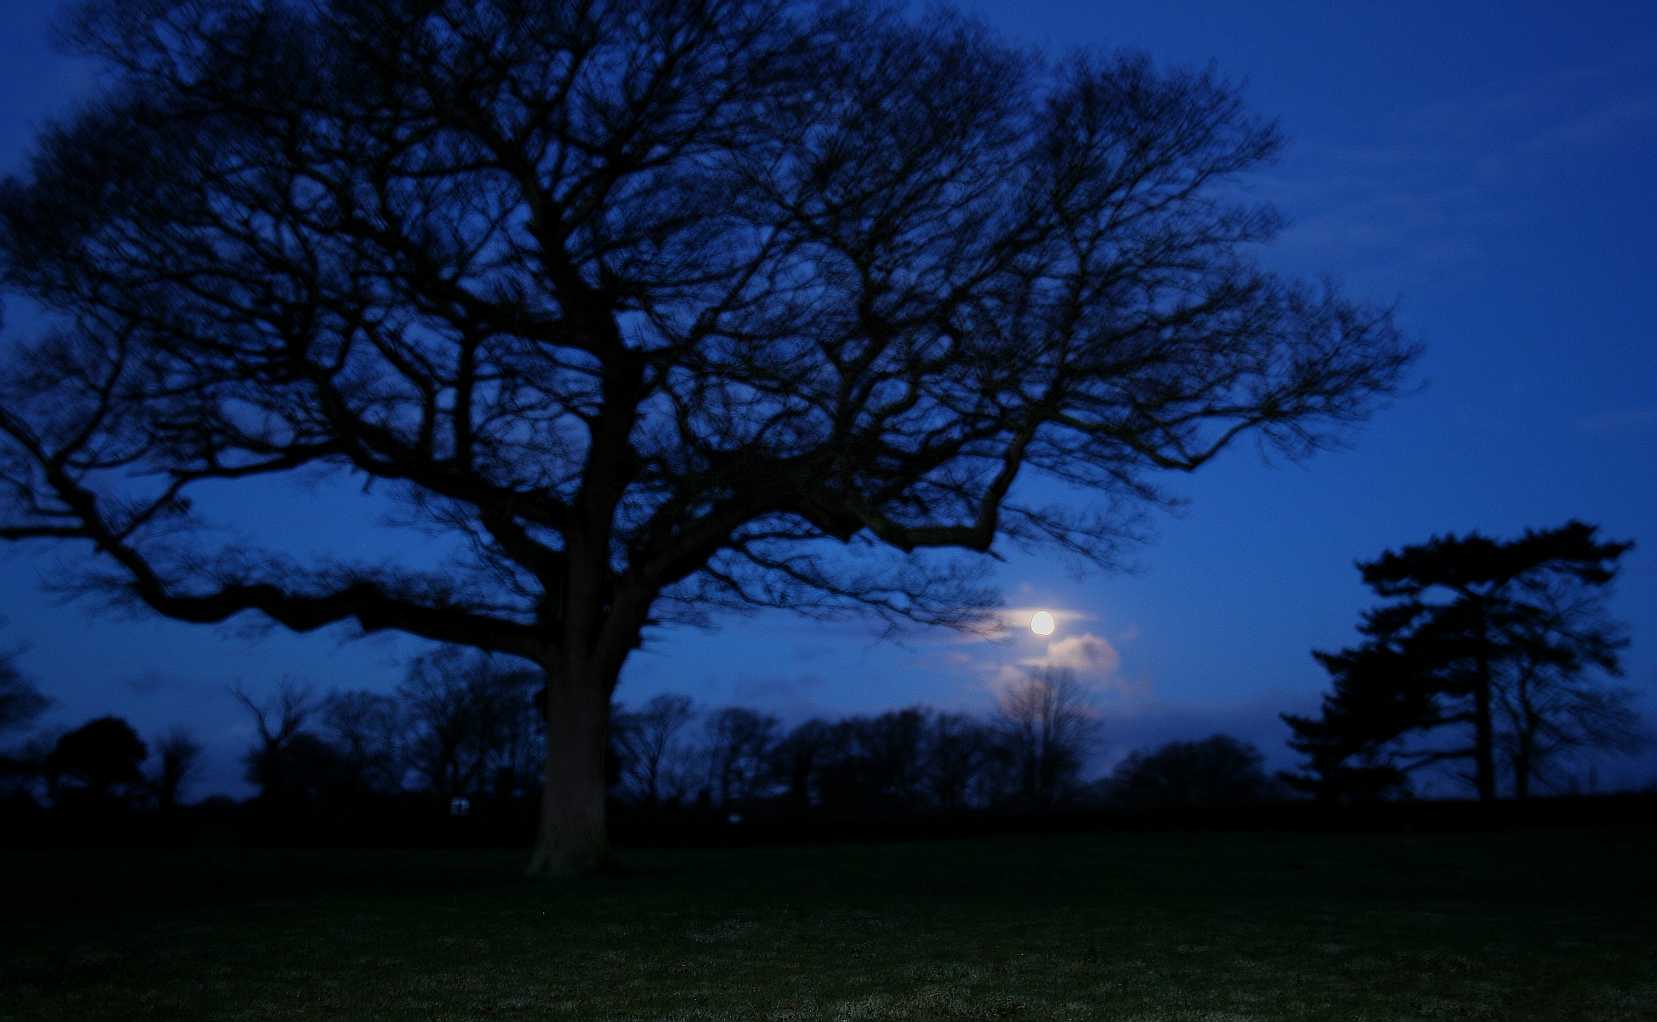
left=0, top=0, right=1415, bottom=872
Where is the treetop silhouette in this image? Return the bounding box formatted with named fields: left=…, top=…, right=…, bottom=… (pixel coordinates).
left=1284, top=520, right=1637, bottom=802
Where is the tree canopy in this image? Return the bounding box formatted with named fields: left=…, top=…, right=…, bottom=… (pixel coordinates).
left=46, top=715, right=148, bottom=802
left=1108, top=734, right=1273, bottom=809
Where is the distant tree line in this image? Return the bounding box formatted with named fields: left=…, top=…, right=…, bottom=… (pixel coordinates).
left=2, top=518, right=1643, bottom=844
left=2, top=646, right=1293, bottom=841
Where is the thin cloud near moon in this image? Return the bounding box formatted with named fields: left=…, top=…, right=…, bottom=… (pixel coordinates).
left=1023, top=633, right=1122, bottom=676
left=983, top=629, right=1138, bottom=701
left=987, top=606, right=1089, bottom=637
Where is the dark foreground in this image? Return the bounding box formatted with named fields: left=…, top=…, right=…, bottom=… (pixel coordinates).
left=4, top=830, right=1654, bottom=1020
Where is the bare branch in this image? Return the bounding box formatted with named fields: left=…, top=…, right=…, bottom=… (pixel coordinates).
left=3, top=0, right=1413, bottom=678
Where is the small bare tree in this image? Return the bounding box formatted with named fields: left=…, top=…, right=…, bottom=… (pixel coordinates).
left=399, top=647, right=541, bottom=801
left=923, top=711, right=1001, bottom=810
left=152, top=726, right=205, bottom=812
left=0, top=652, right=49, bottom=737
left=703, top=707, right=780, bottom=809
left=996, top=667, right=1102, bottom=807
left=1495, top=573, right=1644, bottom=798
left=230, top=679, right=320, bottom=802
left=0, top=649, right=55, bottom=803
left=321, top=690, right=406, bottom=796
left=614, top=693, right=697, bottom=807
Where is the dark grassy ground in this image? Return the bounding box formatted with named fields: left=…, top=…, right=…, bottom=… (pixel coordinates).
left=3, top=829, right=1654, bottom=1020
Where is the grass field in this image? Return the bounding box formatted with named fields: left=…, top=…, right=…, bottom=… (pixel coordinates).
left=4, top=829, right=1655, bottom=1020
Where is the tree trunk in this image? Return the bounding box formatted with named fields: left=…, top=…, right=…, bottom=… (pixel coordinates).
left=1512, top=715, right=1537, bottom=801
left=527, top=662, right=613, bottom=876
left=1472, top=674, right=1496, bottom=801
left=1472, top=604, right=1498, bottom=802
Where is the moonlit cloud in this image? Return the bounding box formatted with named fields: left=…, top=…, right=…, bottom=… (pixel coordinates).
left=1023, top=633, right=1121, bottom=676
left=979, top=629, right=1144, bottom=705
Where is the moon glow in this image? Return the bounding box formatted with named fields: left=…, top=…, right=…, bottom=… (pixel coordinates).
left=1030, top=610, right=1056, bottom=636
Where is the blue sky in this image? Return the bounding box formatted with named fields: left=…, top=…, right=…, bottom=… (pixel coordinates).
left=2, top=1, right=1654, bottom=798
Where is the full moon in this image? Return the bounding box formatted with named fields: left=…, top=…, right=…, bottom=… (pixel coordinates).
left=1030, top=610, right=1056, bottom=636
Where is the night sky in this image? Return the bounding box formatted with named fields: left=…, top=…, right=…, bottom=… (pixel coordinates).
left=2, top=0, right=1654, bottom=799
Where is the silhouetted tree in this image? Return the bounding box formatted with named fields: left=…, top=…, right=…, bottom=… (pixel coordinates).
left=0, top=652, right=49, bottom=736
left=703, top=707, right=779, bottom=809
left=151, top=726, right=205, bottom=812
left=769, top=718, right=829, bottom=810
left=231, top=679, right=322, bottom=805
left=922, top=711, right=1002, bottom=810
left=1282, top=521, right=1637, bottom=801
left=613, top=693, right=697, bottom=807
left=480, top=669, right=544, bottom=802
left=320, top=690, right=406, bottom=796
left=46, top=715, right=147, bottom=805
left=0, top=0, right=1417, bottom=872
left=861, top=708, right=932, bottom=808
left=0, top=652, right=53, bottom=801
left=1108, top=735, right=1272, bottom=808
left=261, top=733, right=349, bottom=808
left=401, top=653, right=485, bottom=801
left=806, top=718, right=872, bottom=813
left=995, top=668, right=1101, bottom=807
left=804, top=707, right=942, bottom=813
left=768, top=705, right=1027, bottom=814
left=1279, top=639, right=1421, bottom=802
left=1492, top=572, right=1644, bottom=798
left=400, top=647, right=541, bottom=802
